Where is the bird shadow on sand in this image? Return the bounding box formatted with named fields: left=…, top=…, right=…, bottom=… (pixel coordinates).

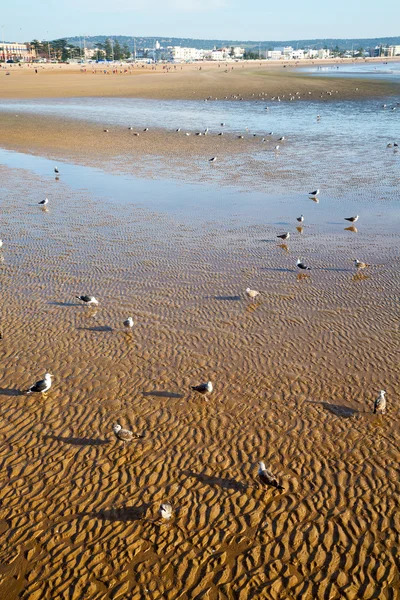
left=183, top=470, right=248, bottom=492
left=77, top=325, right=113, bottom=332
left=261, top=267, right=295, bottom=273
left=0, top=387, right=23, bottom=397
left=308, top=400, right=359, bottom=418
left=46, top=434, right=111, bottom=446
left=142, top=390, right=184, bottom=399
left=91, top=503, right=151, bottom=523
left=49, top=301, right=82, bottom=307
left=214, top=295, right=242, bottom=301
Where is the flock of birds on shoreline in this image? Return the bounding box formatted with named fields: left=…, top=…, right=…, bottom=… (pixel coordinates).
left=1, top=117, right=391, bottom=515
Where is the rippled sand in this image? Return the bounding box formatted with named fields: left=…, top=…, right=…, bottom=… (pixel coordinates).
left=0, top=163, right=398, bottom=599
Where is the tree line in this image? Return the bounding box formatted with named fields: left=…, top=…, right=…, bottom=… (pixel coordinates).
left=29, top=38, right=131, bottom=61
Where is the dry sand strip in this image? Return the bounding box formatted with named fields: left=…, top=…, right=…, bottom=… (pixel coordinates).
left=1, top=59, right=399, bottom=101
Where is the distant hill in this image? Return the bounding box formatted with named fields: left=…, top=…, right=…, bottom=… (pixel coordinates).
left=67, top=35, right=400, bottom=52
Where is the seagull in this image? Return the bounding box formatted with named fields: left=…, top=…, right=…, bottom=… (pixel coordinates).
left=123, top=317, right=134, bottom=329
left=143, top=127, right=149, bottom=131
left=275, top=145, right=280, bottom=151
left=176, top=128, right=181, bottom=132
left=387, top=143, right=393, bottom=148
left=54, top=166, right=59, bottom=174
left=209, top=157, right=217, bottom=162
left=258, top=462, right=284, bottom=491
left=38, top=198, right=48, bottom=206
left=297, top=215, right=304, bottom=223
left=190, top=381, right=213, bottom=397
left=309, top=188, right=320, bottom=196
left=354, top=259, right=370, bottom=269
left=245, top=287, right=260, bottom=302
left=344, top=215, right=359, bottom=223
left=76, top=295, right=99, bottom=305
left=26, top=373, right=52, bottom=395
left=112, top=423, right=143, bottom=446
left=297, top=259, right=311, bottom=270
left=277, top=232, right=290, bottom=240
left=159, top=502, right=173, bottom=520
left=220, top=122, right=225, bottom=126
left=103, top=129, right=109, bottom=133
left=373, top=390, right=386, bottom=415
left=218, top=132, right=223, bottom=136
left=0, top=240, right=3, bottom=248
left=278, top=136, right=285, bottom=141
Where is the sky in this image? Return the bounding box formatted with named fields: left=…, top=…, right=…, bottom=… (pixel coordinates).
left=1, top=0, right=399, bottom=43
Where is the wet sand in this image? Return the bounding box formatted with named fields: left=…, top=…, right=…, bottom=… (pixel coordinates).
left=0, top=160, right=399, bottom=599
left=0, top=59, right=399, bottom=599
left=1, top=59, right=399, bottom=101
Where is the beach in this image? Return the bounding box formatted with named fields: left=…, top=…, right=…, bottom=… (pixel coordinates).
left=0, top=61, right=399, bottom=599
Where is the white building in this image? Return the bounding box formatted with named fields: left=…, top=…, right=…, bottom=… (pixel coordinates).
left=266, top=50, right=283, bottom=60
left=318, top=49, right=330, bottom=59
left=0, top=42, right=35, bottom=62
left=232, top=46, right=245, bottom=58
left=169, top=46, right=205, bottom=62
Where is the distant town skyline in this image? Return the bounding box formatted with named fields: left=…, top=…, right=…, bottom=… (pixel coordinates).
left=1, top=0, right=398, bottom=43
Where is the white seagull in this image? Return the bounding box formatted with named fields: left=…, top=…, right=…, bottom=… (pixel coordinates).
left=309, top=188, right=320, bottom=196
left=354, top=259, right=370, bottom=269
left=38, top=198, right=49, bottom=206
left=246, top=287, right=260, bottom=302
left=190, top=381, right=213, bottom=397
left=26, top=373, right=53, bottom=394
left=0, top=240, right=3, bottom=248
left=297, top=215, right=304, bottom=223
left=123, top=317, right=134, bottom=329
left=297, top=259, right=311, bottom=270
left=76, top=295, right=99, bottom=305
left=112, top=423, right=143, bottom=446
left=159, top=503, right=173, bottom=520
left=344, top=215, right=359, bottom=223
left=258, top=462, right=284, bottom=491
left=373, top=390, right=386, bottom=415
left=54, top=166, right=59, bottom=174
left=209, top=157, right=217, bottom=162
left=277, top=232, right=290, bottom=241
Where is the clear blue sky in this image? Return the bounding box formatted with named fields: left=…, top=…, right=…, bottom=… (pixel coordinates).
left=1, top=0, right=398, bottom=42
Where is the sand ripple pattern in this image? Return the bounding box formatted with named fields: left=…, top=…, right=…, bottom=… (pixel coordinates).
left=0, top=166, right=399, bottom=599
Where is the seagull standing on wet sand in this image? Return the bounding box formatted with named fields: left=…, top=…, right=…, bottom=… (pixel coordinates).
left=112, top=423, right=143, bottom=446
left=54, top=166, right=59, bottom=174
left=258, top=462, right=284, bottom=490
left=277, top=232, right=290, bottom=241
left=245, top=287, right=260, bottom=302
left=190, top=381, right=213, bottom=398
left=354, top=259, right=370, bottom=269
left=0, top=240, right=3, bottom=248
left=297, top=259, right=311, bottom=270
left=76, top=295, right=99, bottom=305
left=297, top=215, right=304, bottom=223
left=26, top=373, right=53, bottom=395
left=38, top=198, right=48, bottom=206
left=309, top=188, right=320, bottom=196
left=160, top=503, right=173, bottom=520
left=123, top=317, right=134, bottom=329
left=344, top=215, right=359, bottom=223
left=209, top=157, right=217, bottom=162
left=373, top=390, right=386, bottom=414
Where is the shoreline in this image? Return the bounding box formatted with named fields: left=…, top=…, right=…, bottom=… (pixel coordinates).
left=0, top=58, right=399, bottom=101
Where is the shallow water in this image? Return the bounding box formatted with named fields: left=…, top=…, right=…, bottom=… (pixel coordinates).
left=299, top=60, right=400, bottom=80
